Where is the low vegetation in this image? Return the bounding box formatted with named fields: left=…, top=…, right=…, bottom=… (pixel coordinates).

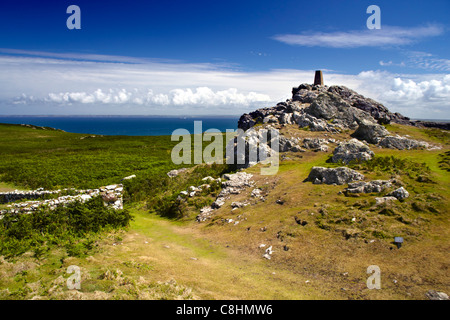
left=0, top=122, right=449, bottom=300
left=0, top=196, right=132, bottom=258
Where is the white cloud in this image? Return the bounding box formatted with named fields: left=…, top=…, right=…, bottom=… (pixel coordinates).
left=40, top=87, right=270, bottom=107
left=379, top=60, right=405, bottom=67
left=406, top=51, right=450, bottom=72
left=355, top=71, right=450, bottom=118
left=0, top=49, right=449, bottom=119
left=273, top=24, right=444, bottom=48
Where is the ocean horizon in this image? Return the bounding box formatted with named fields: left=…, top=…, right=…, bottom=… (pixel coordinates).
left=0, top=115, right=449, bottom=136
left=0, top=115, right=241, bottom=136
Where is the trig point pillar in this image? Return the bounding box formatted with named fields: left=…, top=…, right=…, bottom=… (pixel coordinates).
left=314, top=70, right=324, bottom=86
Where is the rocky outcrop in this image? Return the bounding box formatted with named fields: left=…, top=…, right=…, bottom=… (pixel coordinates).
left=345, top=180, right=392, bottom=194
left=196, top=172, right=255, bottom=222
left=306, top=167, right=364, bottom=185
left=239, top=84, right=380, bottom=132
left=226, top=127, right=276, bottom=168
left=279, top=135, right=303, bottom=152
left=303, top=92, right=375, bottom=129
left=351, top=120, right=390, bottom=144
left=391, top=119, right=450, bottom=130
left=239, top=82, right=449, bottom=132
left=331, top=139, right=374, bottom=164
left=325, top=85, right=408, bottom=124
left=237, top=104, right=288, bottom=131
left=378, top=135, right=430, bottom=150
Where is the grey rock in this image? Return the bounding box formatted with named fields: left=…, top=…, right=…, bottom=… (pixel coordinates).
left=375, top=197, right=398, bottom=205
left=302, top=138, right=329, bottom=152
left=231, top=201, right=247, bottom=208
left=226, top=127, right=277, bottom=169
left=304, top=92, right=375, bottom=129
left=345, top=180, right=392, bottom=194
left=378, top=135, right=429, bottom=150
left=306, top=167, right=365, bottom=185
left=351, top=120, right=390, bottom=144
left=167, top=168, right=188, bottom=178
left=332, top=139, right=374, bottom=164
left=388, top=187, right=410, bottom=200
left=279, top=135, right=301, bottom=152
left=279, top=112, right=294, bottom=124
left=426, top=290, right=449, bottom=300
left=196, top=172, right=254, bottom=222
left=211, top=198, right=226, bottom=209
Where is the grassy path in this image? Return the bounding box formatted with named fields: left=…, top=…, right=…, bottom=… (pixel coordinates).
left=96, top=208, right=324, bottom=299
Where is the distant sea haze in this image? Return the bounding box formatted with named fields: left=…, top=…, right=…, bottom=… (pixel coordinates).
left=0, top=115, right=240, bottom=136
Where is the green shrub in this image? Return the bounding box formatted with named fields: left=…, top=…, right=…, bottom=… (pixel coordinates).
left=0, top=196, right=133, bottom=258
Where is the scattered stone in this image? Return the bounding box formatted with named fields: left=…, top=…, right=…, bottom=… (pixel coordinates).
left=196, top=172, right=254, bottom=222
left=375, top=197, right=398, bottom=205
left=166, top=168, right=188, bottom=178
left=426, top=290, right=449, bottom=300
left=387, top=187, right=410, bottom=200
left=231, top=201, right=247, bottom=209
left=263, top=253, right=271, bottom=260
left=345, top=180, right=392, bottom=194
left=251, top=188, right=262, bottom=198
left=294, top=216, right=308, bottom=226
left=121, top=174, right=136, bottom=180
left=211, top=198, right=225, bottom=209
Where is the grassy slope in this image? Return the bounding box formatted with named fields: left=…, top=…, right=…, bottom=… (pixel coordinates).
left=0, top=122, right=449, bottom=300
left=0, top=123, right=187, bottom=189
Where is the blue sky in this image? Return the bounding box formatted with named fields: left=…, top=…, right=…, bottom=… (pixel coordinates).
left=0, top=0, right=449, bottom=118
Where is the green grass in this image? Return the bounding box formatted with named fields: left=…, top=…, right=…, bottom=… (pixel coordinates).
left=0, top=123, right=196, bottom=190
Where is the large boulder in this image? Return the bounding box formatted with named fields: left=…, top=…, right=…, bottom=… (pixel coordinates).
left=302, top=138, right=329, bottom=152
left=351, top=120, right=390, bottom=144
left=279, top=135, right=302, bottom=152
left=306, top=167, right=365, bottom=185
left=378, top=135, right=429, bottom=150
left=331, top=138, right=374, bottom=164
left=226, top=127, right=276, bottom=169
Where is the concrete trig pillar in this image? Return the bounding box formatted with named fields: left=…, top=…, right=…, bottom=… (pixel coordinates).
left=314, top=70, right=324, bottom=86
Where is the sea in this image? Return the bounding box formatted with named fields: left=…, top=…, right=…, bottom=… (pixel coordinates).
left=0, top=116, right=240, bottom=136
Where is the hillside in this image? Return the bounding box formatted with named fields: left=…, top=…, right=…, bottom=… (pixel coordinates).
left=0, top=81, right=449, bottom=300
